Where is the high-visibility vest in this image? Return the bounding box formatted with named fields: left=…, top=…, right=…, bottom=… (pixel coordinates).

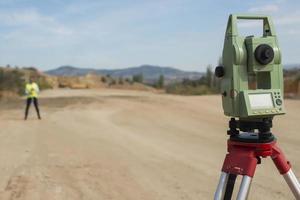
left=25, top=82, right=39, bottom=98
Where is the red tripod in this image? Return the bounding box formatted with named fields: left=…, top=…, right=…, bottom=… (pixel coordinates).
left=214, top=119, right=300, bottom=199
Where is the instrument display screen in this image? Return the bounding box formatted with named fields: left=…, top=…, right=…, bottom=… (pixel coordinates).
left=248, top=93, right=274, bottom=109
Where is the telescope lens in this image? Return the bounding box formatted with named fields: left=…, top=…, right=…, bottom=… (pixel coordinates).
left=254, top=44, right=274, bottom=65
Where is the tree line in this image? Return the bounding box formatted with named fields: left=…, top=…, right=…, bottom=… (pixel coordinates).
left=165, top=65, right=220, bottom=95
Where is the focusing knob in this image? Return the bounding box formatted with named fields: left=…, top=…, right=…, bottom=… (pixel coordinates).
left=215, top=66, right=225, bottom=78
left=254, top=44, right=274, bottom=65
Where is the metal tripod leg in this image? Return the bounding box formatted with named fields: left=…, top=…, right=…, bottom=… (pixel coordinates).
left=224, top=174, right=237, bottom=199
left=236, top=175, right=252, bottom=200
left=214, top=172, right=229, bottom=200
left=215, top=173, right=252, bottom=200
left=214, top=173, right=238, bottom=200
left=282, top=169, right=300, bottom=199
left=271, top=143, right=300, bottom=199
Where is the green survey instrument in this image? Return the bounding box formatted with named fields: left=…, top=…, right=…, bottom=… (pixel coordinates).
left=214, top=15, right=300, bottom=200
left=215, top=14, right=285, bottom=118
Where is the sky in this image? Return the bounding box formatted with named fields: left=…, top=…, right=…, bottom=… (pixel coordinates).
left=0, top=0, right=300, bottom=71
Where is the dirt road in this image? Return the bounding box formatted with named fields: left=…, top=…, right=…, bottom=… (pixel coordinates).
left=0, top=89, right=299, bottom=200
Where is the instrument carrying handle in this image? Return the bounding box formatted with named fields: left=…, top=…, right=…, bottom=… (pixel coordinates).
left=225, top=14, right=276, bottom=36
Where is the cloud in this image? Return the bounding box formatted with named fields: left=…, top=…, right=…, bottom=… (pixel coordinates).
left=65, top=1, right=106, bottom=15
left=285, top=29, right=300, bottom=35
left=246, top=2, right=300, bottom=26
left=0, top=9, right=52, bottom=26
left=0, top=9, right=73, bottom=37
left=276, top=12, right=300, bottom=25
left=239, top=3, right=281, bottom=28
left=248, top=4, right=279, bottom=13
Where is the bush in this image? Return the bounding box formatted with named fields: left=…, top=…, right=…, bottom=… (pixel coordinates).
left=0, top=67, right=53, bottom=98
left=36, top=77, right=52, bottom=90
left=118, top=77, right=124, bottom=85
left=297, top=74, right=300, bottom=81
left=125, top=78, right=133, bottom=84
left=101, top=76, right=107, bottom=83
left=132, top=74, right=143, bottom=83
left=165, top=65, right=221, bottom=95
left=155, top=75, right=164, bottom=88
left=23, top=67, right=38, bottom=72
left=0, top=68, right=25, bottom=95
left=110, top=79, right=116, bottom=85
left=166, top=83, right=215, bottom=95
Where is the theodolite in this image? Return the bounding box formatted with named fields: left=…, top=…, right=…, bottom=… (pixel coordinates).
left=214, top=14, right=300, bottom=200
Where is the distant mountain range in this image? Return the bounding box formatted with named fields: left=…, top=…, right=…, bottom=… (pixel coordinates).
left=44, top=64, right=300, bottom=82
left=45, top=65, right=204, bottom=82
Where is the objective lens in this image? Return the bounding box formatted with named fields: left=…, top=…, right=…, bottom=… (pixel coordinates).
left=254, top=44, right=274, bottom=65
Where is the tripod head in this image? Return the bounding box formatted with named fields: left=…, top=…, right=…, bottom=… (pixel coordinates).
left=215, top=14, right=285, bottom=120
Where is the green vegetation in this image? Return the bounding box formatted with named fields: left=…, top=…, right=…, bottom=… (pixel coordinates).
left=0, top=66, right=52, bottom=98
left=155, top=75, right=164, bottom=89
left=36, top=76, right=52, bottom=90
left=166, top=66, right=220, bottom=95
left=101, top=76, right=107, bottom=83
left=118, top=77, right=124, bottom=85
left=132, top=74, right=143, bottom=83
left=110, top=79, right=116, bottom=85
left=166, top=84, right=215, bottom=95
left=0, top=68, right=25, bottom=96
left=125, top=77, right=131, bottom=83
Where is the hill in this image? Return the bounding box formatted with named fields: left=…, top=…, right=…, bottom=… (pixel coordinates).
left=45, top=65, right=204, bottom=82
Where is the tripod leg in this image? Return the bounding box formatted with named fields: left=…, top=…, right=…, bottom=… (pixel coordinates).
left=236, top=175, right=252, bottom=200
left=223, top=174, right=237, bottom=200
left=271, top=144, right=300, bottom=199
left=214, top=172, right=229, bottom=200
left=283, top=169, right=300, bottom=199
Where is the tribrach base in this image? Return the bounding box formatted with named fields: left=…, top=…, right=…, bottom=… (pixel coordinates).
left=214, top=133, right=300, bottom=200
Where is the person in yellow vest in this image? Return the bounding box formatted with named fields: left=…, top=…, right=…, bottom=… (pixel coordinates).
left=24, top=77, right=41, bottom=120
